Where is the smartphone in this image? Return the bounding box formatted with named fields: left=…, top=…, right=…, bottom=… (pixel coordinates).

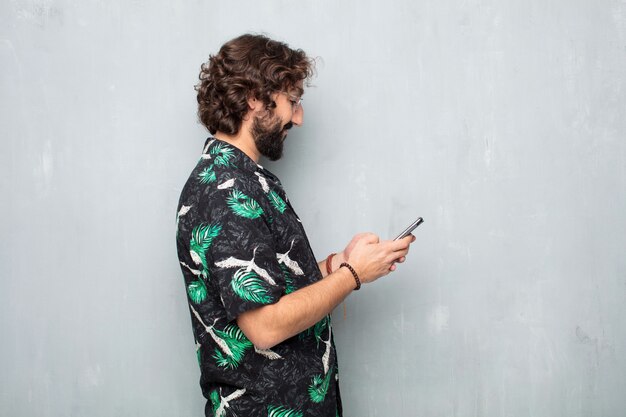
left=393, top=217, right=424, bottom=240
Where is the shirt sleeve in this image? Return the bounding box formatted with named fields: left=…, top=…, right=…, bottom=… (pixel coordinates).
left=202, top=186, right=286, bottom=323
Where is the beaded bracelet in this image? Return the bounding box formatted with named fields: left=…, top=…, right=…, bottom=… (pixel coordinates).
left=340, top=262, right=361, bottom=290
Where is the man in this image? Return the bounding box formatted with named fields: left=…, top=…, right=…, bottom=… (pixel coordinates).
left=176, top=34, right=415, bottom=417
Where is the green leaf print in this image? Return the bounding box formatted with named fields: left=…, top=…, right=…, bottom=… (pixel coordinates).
left=279, top=263, right=296, bottom=295
left=299, top=315, right=329, bottom=343
left=187, top=279, right=207, bottom=304
left=198, top=166, right=217, bottom=184
left=226, top=189, right=263, bottom=219
left=267, top=190, right=287, bottom=213
left=231, top=269, right=273, bottom=304
left=212, top=324, right=253, bottom=369
left=189, top=305, right=251, bottom=370
left=208, top=388, right=246, bottom=417
left=209, top=390, right=220, bottom=415
left=267, top=404, right=303, bottom=417
left=210, top=142, right=235, bottom=166
left=313, top=316, right=329, bottom=345
left=189, top=223, right=222, bottom=276
left=308, top=367, right=334, bottom=403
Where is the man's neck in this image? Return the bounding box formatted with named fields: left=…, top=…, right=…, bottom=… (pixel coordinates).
left=213, top=130, right=260, bottom=163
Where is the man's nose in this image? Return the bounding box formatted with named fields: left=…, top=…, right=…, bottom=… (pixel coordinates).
left=291, top=105, right=304, bottom=126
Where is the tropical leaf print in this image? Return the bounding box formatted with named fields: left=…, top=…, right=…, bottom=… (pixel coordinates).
left=231, top=269, right=272, bottom=304
left=299, top=315, right=329, bottom=342
left=268, top=404, right=303, bottom=417
left=313, top=316, right=330, bottom=345
left=187, top=279, right=207, bottom=304
left=267, top=190, right=287, bottom=213
left=198, top=166, right=217, bottom=184
left=212, top=323, right=253, bottom=369
left=226, top=189, right=263, bottom=219
left=189, top=223, right=222, bottom=276
left=215, top=250, right=276, bottom=285
left=198, top=144, right=233, bottom=186
left=210, top=142, right=235, bottom=166
left=210, top=388, right=247, bottom=417
left=209, top=390, right=220, bottom=415
left=280, top=264, right=296, bottom=295
left=308, top=367, right=334, bottom=403
left=191, top=306, right=253, bottom=370
left=284, top=275, right=295, bottom=295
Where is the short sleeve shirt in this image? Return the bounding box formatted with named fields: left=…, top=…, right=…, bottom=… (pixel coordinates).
left=176, top=138, right=342, bottom=417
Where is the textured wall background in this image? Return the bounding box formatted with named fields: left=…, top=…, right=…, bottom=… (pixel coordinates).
left=2, top=1, right=625, bottom=416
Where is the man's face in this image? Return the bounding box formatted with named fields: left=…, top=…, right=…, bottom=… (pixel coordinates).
left=251, top=111, right=292, bottom=161
left=251, top=88, right=303, bottom=161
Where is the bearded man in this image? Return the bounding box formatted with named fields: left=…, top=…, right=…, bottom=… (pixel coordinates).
left=176, top=33, right=415, bottom=417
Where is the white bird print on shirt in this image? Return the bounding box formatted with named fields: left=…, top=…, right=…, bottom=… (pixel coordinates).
left=214, top=388, right=246, bottom=417
left=255, top=172, right=270, bottom=192
left=201, top=139, right=216, bottom=159
left=254, top=346, right=283, bottom=360
left=217, top=178, right=235, bottom=189
left=276, top=239, right=303, bottom=276
left=215, top=247, right=277, bottom=285
left=321, top=329, right=332, bottom=375
left=176, top=204, right=192, bottom=233
left=189, top=304, right=233, bottom=358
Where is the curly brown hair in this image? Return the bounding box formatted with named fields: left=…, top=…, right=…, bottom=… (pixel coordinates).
left=195, top=34, right=315, bottom=135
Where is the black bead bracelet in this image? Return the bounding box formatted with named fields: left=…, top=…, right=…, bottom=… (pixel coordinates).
left=340, top=262, right=361, bottom=290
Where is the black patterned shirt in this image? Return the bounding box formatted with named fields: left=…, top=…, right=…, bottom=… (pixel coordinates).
left=176, top=138, right=341, bottom=417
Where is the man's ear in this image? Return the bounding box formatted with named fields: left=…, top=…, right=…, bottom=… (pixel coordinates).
left=243, top=96, right=261, bottom=122
left=247, top=95, right=262, bottom=111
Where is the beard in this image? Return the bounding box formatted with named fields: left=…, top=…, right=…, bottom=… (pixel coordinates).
left=251, top=112, right=293, bottom=161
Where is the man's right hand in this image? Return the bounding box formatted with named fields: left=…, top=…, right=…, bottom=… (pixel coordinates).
left=344, top=233, right=415, bottom=284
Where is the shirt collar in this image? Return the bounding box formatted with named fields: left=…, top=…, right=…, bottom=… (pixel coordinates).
left=202, top=137, right=282, bottom=185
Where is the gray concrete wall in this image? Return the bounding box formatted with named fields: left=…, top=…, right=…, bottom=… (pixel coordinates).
left=2, top=1, right=625, bottom=416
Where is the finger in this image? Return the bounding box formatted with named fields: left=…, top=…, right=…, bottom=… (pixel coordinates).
left=388, top=241, right=411, bottom=256
left=389, top=238, right=411, bottom=251
left=403, top=234, right=415, bottom=244
left=378, top=248, right=407, bottom=267
left=388, top=249, right=409, bottom=263
left=397, top=235, right=414, bottom=246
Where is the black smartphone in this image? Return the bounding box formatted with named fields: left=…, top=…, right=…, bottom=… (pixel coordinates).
left=393, top=217, right=424, bottom=240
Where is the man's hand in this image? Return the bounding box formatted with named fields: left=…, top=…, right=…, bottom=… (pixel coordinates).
left=345, top=233, right=415, bottom=284
left=334, top=232, right=414, bottom=274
